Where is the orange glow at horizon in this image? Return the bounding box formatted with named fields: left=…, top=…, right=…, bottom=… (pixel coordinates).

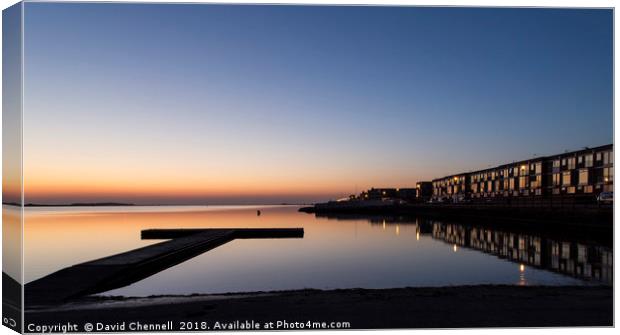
left=23, top=169, right=359, bottom=200
left=22, top=149, right=431, bottom=203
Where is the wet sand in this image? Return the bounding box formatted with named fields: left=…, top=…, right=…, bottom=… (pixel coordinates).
left=25, top=285, right=612, bottom=330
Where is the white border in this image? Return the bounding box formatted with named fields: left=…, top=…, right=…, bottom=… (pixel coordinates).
left=0, top=1, right=617, bottom=335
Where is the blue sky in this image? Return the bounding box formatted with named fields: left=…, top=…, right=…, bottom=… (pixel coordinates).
left=22, top=3, right=613, bottom=204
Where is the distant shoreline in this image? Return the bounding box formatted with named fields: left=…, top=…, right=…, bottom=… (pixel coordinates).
left=3, top=202, right=136, bottom=207
left=2, top=202, right=308, bottom=208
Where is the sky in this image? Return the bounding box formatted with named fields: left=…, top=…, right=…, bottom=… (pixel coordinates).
left=18, top=3, right=613, bottom=205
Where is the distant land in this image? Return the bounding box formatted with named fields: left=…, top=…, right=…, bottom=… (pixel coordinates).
left=2, top=202, right=135, bottom=207
left=2, top=202, right=310, bottom=207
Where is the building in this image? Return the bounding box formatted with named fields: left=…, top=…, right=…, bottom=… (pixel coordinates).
left=358, top=187, right=417, bottom=201
left=416, top=182, right=433, bottom=201
left=396, top=188, right=418, bottom=201
left=469, top=157, right=545, bottom=198
left=431, top=144, right=613, bottom=201
left=360, top=188, right=398, bottom=200
left=544, top=145, right=614, bottom=196
left=432, top=174, right=469, bottom=201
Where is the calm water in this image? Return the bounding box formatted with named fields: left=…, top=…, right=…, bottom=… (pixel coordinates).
left=23, top=205, right=612, bottom=297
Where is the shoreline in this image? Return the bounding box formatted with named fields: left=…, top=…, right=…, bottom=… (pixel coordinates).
left=300, top=203, right=613, bottom=228
left=26, top=285, right=613, bottom=329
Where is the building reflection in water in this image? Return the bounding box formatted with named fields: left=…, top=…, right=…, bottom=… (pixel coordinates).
left=430, top=220, right=612, bottom=284
left=316, top=213, right=612, bottom=285
left=519, top=264, right=527, bottom=286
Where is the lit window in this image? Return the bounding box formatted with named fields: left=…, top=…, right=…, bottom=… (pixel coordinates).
left=603, top=151, right=614, bottom=165
left=579, top=169, right=588, bottom=185
left=553, top=173, right=561, bottom=186
left=562, top=171, right=571, bottom=186
left=585, top=154, right=593, bottom=168
left=604, top=167, right=613, bottom=183
left=531, top=175, right=542, bottom=188
left=567, top=158, right=576, bottom=169
left=519, top=176, right=527, bottom=189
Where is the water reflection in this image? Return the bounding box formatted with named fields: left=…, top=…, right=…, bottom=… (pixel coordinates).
left=436, top=221, right=611, bottom=284
left=319, top=213, right=613, bottom=285
left=24, top=206, right=610, bottom=297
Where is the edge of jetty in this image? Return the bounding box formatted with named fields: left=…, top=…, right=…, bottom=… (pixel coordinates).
left=25, top=228, right=303, bottom=307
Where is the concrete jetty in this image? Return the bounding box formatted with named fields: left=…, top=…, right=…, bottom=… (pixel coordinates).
left=141, top=228, right=304, bottom=239
left=25, top=228, right=303, bottom=307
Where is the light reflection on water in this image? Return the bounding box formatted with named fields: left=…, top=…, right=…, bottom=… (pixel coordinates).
left=23, top=205, right=611, bottom=297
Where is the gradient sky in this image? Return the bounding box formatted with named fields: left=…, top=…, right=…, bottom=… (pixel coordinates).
left=21, top=3, right=613, bottom=204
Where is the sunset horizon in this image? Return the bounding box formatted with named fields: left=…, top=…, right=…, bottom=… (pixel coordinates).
left=7, top=3, right=612, bottom=205
left=14, top=139, right=614, bottom=205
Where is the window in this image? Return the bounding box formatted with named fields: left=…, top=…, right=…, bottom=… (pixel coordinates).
left=596, top=153, right=602, bottom=161
left=579, top=169, right=589, bottom=185
left=553, top=173, right=561, bottom=186
left=562, top=171, right=571, bottom=186
left=509, top=178, right=515, bottom=190
left=531, top=175, right=541, bottom=189
left=584, top=185, right=593, bottom=193
left=603, top=151, right=614, bottom=165
left=585, top=154, right=593, bottom=168
left=562, top=159, right=567, bottom=166
left=604, top=167, right=613, bottom=183
left=535, top=163, right=542, bottom=174
left=553, top=160, right=560, bottom=168
left=578, top=156, right=583, bottom=164
left=519, top=176, right=527, bottom=189
left=567, top=158, right=576, bottom=169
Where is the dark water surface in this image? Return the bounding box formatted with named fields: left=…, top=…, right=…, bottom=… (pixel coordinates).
left=24, top=205, right=612, bottom=297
